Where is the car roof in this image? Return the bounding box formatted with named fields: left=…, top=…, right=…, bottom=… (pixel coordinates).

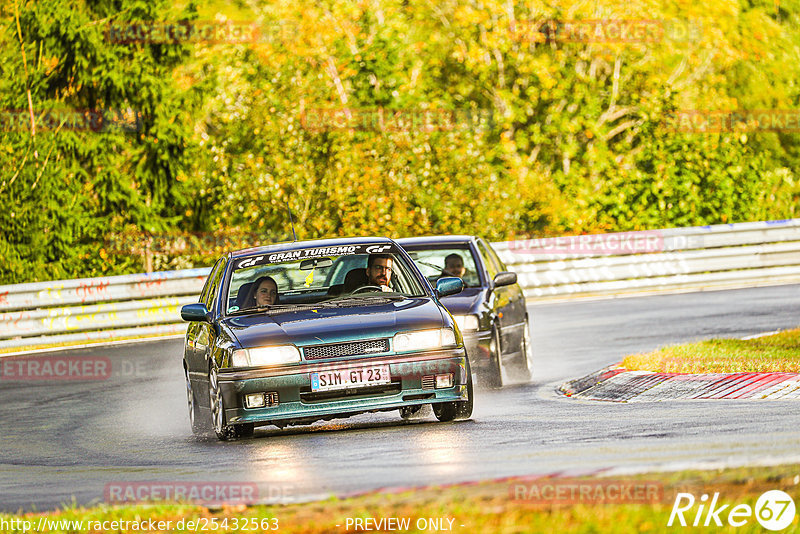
left=230, top=236, right=395, bottom=259
left=395, top=235, right=478, bottom=246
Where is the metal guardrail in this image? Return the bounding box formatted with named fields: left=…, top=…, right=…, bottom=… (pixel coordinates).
left=0, top=270, right=209, bottom=349
left=1, top=219, right=799, bottom=350
left=0, top=268, right=210, bottom=311
left=493, top=219, right=800, bottom=298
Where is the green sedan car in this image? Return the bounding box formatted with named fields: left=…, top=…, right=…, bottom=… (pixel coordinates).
left=180, top=237, right=474, bottom=440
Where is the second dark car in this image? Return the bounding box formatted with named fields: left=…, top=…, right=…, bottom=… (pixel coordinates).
left=397, top=236, right=532, bottom=387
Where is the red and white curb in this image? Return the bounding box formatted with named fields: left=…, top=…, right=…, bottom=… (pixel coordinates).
left=560, top=367, right=800, bottom=402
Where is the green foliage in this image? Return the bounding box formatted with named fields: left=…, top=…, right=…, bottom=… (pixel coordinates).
left=1, top=0, right=798, bottom=283
left=0, top=0, right=201, bottom=283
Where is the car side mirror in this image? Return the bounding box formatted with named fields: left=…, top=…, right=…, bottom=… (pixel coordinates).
left=436, top=277, right=464, bottom=297
left=181, top=303, right=211, bottom=323
left=493, top=271, right=517, bottom=288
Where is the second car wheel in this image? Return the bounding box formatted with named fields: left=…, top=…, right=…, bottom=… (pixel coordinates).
left=510, top=317, right=534, bottom=381
left=482, top=327, right=503, bottom=388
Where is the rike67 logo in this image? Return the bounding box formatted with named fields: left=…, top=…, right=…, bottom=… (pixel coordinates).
left=668, top=490, right=796, bottom=530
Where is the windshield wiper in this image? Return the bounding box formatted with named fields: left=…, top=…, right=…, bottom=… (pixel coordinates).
left=228, top=303, right=316, bottom=316
left=325, top=295, right=405, bottom=306
left=228, top=294, right=408, bottom=316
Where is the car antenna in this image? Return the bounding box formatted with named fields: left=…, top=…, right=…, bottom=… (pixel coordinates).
left=287, top=201, right=298, bottom=242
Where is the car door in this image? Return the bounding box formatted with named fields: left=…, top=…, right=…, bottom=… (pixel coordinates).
left=477, top=238, right=523, bottom=356
left=474, top=238, right=502, bottom=336
left=186, top=258, right=221, bottom=364
left=485, top=239, right=527, bottom=329
left=190, top=257, right=227, bottom=404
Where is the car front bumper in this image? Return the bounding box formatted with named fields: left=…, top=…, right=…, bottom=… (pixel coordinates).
left=217, top=348, right=469, bottom=427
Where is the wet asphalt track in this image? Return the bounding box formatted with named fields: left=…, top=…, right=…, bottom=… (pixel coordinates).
left=1, top=284, right=799, bottom=512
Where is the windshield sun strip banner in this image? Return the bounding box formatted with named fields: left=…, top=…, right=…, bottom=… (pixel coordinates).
left=235, top=244, right=396, bottom=270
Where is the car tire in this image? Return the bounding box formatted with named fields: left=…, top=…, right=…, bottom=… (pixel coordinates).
left=209, top=367, right=255, bottom=440
left=185, top=366, right=209, bottom=436
left=210, top=366, right=237, bottom=441
left=433, top=363, right=474, bottom=422
left=512, top=317, right=534, bottom=381
left=482, top=327, right=503, bottom=389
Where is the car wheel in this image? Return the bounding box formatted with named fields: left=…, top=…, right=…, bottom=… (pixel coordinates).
left=433, top=362, right=474, bottom=422
left=185, top=366, right=209, bottom=435
left=209, top=367, right=235, bottom=441
left=512, top=317, right=534, bottom=381
left=482, top=327, right=503, bottom=389
left=209, top=367, right=254, bottom=440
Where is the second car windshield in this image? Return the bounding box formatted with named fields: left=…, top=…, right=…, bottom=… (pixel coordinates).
left=225, top=250, right=426, bottom=315
left=404, top=246, right=482, bottom=288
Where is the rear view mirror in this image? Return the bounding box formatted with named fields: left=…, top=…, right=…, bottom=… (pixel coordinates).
left=493, top=271, right=517, bottom=287
left=181, top=303, right=211, bottom=323
left=300, top=257, right=333, bottom=270
left=436, top=277, right=464, bottom=297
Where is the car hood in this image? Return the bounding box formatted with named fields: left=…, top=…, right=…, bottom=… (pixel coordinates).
left=222, top=297, right=446, bottom=348
left=439, top=287, right=484, bottom=315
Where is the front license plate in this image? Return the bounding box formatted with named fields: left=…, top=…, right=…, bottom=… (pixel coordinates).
left=310, top=365, right=391, bottom=392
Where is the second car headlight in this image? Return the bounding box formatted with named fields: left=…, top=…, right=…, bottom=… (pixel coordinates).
left=453, top=314, right=480, bottom=332
left=231, top=345, right=301, bottom=367
left=393, top=328, right=457, bottom=352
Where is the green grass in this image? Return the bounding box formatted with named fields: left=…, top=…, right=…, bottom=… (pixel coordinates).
left=2, top=465, right=798, bottom=533
left=622, top=328, right=800, bottom=373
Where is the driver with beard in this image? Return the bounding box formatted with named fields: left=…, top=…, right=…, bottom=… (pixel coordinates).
left=363, top=253, right=394, bottom=292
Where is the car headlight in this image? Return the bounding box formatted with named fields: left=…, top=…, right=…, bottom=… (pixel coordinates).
left=393, top=328, right=457, bottom=352
left=231, top=345, right=301, bottom=367
left=453, top=314, right=480, bottom=332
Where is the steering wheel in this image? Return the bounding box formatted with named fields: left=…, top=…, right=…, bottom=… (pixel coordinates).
left=352, top=285, right=383, bottom=294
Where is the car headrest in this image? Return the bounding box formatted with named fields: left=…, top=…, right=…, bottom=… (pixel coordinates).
left=235, top=282, right=254, bottom=309
left=343, top=268, right=368, bottom=292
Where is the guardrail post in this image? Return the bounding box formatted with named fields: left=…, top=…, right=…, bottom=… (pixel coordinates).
left=144, top=237, right=153, bottom=273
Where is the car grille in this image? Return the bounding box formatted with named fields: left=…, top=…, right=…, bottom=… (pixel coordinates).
left=421, top=375, right=436, bottom=390
left=303, top=339, right=390, bottom=360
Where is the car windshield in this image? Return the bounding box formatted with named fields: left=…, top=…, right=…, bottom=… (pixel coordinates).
left=403, top=244, right=482, bottom=288
left=225, top=243, right=427, bottom=315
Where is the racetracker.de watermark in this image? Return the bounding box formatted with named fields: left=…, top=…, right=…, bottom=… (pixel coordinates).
left=511, top=19, right=701, bottom=43
left=510, top=231, right=665, bottom=255
left=104, top=481, right=290, bottom=505
left=105, top=20, right=293, bottom=45
left=510, top=479, right=663, bottom=504
left=299, top=108, right=494, bottom=133
left=665, top=109, right=800, bottom=133
left=0, top=108, right=143, bottom=133
left=0, top=355, right=153, bottom=381
left=1, top=355, right=111, bottom=381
